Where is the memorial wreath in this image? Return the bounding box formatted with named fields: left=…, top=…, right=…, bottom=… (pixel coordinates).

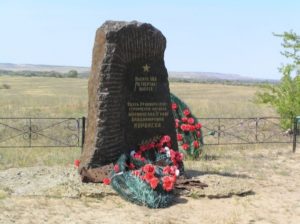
left=76, top=93, right=204, bottom=208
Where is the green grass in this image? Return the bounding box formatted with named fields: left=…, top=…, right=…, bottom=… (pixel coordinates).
left=0, top=76, right=279, bottom=169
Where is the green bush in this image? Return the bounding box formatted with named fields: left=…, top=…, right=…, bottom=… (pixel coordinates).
left=255, top=31, right=300, bottom=128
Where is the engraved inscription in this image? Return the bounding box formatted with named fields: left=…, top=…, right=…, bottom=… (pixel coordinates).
left=134, top=76, right=158, bottom=92
left=127, top=102, right=169, bottom=129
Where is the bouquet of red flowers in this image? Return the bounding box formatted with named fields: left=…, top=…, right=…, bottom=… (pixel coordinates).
left=106, top=135, right=184, bottom=208
left=170, top=93, right=204, bottom=158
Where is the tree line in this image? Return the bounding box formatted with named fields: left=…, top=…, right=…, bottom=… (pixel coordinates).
left=0, top=69, right=89, bottom=78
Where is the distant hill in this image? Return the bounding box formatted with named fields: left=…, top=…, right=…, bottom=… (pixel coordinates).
left=168, top=71, right=279, bottom=84
left=0, top=63, right=278, bottom=84
left=0, top=63, right=89, bottom=73
left=169, top=71, right=254, bottom=81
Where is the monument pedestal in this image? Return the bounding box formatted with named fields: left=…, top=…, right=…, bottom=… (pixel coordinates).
left=79, top=21, right=178, bottom=181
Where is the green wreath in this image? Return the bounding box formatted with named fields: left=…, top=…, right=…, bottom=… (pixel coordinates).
left=170, top=93, right=204, bottom=158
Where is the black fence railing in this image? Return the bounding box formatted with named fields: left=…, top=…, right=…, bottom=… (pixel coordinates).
left=0, top=116, right=298, bottom=152
left=0, top=117, right=85, bottom=148
left=198, top=117, right=299, bottom=152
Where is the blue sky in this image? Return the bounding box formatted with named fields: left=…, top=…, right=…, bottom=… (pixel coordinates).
left=0, top=0, right=299, bottom=79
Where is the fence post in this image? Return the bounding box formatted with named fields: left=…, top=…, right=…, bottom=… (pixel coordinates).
left=292, top=117, right=297, bottom=153
left=255, top=118, right=258, bottom=142
left=29, top=118, right=32, bottom=147
left=81, top=116, right=86, bottom=153
left=218, top=118, right=220, bottom=145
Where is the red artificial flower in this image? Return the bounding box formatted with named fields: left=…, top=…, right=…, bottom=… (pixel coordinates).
left=149, top=177, right=159, bottom=189
left=128, top=162, right=135, bottom=170
left=182, top=143, right=189, bottom=150
left=197, top=131, right=201, bottom=137
left=74, top=159, right=80, bottom=168
left=143, top=172, right=155, bottom=182
left=162, top=176, right=175, bottom=192
left=185, top=124, right=191, bottom=131
left=169, top=149, right=182, bottom=165
left=188, top=125, right=195, bottom=132
left=156, top=142, right=163, bottom=149
left=133, top=153, right=146, bottom=162
left=181, top=117, right=188, bottom=123
left=103, top=178, right=111, bottom=185
left=163, top=166, right=171, bottom=175
left=164, top=165, right=177, bottom=175
left=139, top=144, right=148, bottom=152
left=175, top=152, right=184, bottom=161
left=180, top=124, right=189, bottom=132
left=149, top=142, right=155, bottom=149
left=193, top=140, right=200, bottom=149
left=177, top=134, right=183, bottom=141
left=160, top=135, right=171, bottom=144
left=166, top=142, right=172, bottom=148
left=114, top=164, right=120, bottom=172
left=132, top=170, right=141, bottom=177
left=183, top=109, right=191, bottom=116
left=142, top=164, right=155, bottom=174
left=171, top=175, right=177, bottom=183
left=188, top=118, right=195, bottom=125
left=159, top=147, right=166, bottom=153
left=195, top=123, right=202, bottom=129
left=170, top=153, right=176, bottom=166
left=170, top=149, right=176, bottom=159
left=171, top=103, right=178, bottom=110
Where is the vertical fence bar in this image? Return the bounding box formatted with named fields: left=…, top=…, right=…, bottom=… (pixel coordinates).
left=29, top=118, right=32, bottom=147
left=255, top=118, right=258, bottom=143
left=81, top=116, right=86, bottom=153
left=76, top=119, right=80, bottom=147
left=218, top=118, right=220, bottom=145
left=293, top=117, right=297, bottom=153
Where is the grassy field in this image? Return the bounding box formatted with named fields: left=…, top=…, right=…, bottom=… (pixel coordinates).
left=0, top=76, right=87, bottom=118
left=1, top=76, right=300, bottom=224
left=0, top=76, right=278, bottom=170
left=0, top=76, right=276, bottom=118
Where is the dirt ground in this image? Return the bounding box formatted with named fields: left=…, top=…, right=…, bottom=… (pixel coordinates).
left=0, top=146, right=300, bottom=224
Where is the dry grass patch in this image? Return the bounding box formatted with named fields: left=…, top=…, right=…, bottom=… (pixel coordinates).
left=0, top=147, right=81, bottom=170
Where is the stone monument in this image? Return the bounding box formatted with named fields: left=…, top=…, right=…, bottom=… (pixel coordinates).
left=79, top=21, right=178, bottom=180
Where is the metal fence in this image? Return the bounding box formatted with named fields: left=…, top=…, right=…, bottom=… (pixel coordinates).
left=198, top=117, right=299, bottom=152
left=0, top=117, right=85, bottom=148
left=0, top=116, right=298, bottom=152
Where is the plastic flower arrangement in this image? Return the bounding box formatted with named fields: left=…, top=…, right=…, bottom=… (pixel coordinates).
left=106, top=135, right=184, bottom=208
left=74, top=93, right=204, bottom=208
left=170, top=93, right=204, bottom=158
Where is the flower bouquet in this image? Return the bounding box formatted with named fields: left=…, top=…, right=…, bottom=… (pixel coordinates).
left=170, top=93, right=204, bottom=158
left=105, top=135, right=184, bottom=208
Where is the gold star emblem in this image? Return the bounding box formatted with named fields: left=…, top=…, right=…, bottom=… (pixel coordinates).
left=143, top=64, right=150, bottom=72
